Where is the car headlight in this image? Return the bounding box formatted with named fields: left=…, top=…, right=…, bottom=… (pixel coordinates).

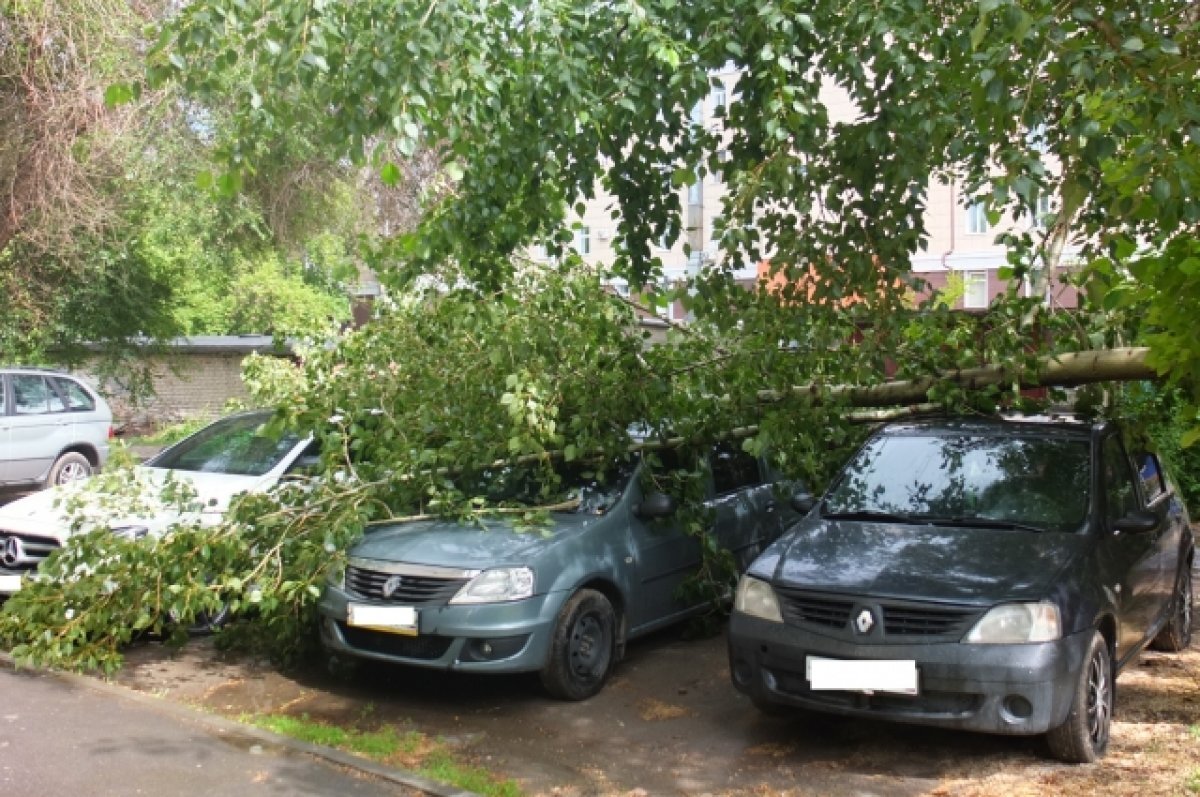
left=110, top=525, right=149, bottom=540
left=734, top=575, right=783, bottom=623
left=964, top=601, right=1061, bottom=644
left=449, top=567, right=535, bottom=604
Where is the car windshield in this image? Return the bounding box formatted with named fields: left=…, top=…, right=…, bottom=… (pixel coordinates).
left=148, top=414, right=301, bottom=477
left=823, top=432, right=1091, bottom=533
left=454, top=457, right=636, bottom=514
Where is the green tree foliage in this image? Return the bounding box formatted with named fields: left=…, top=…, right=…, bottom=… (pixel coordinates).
left=148, top=0, right=1199, bottom=411
left=0, top=0, right=369, bottom=360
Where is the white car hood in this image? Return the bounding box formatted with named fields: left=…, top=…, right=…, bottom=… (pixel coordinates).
left=0, top=467, right=272, bottom=545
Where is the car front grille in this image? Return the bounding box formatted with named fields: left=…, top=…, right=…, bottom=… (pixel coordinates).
left=882, top=604, right=977, bottom=637
left=775, top=588, right=979, bottom=640
left=338, top=623, right=455, bottom=660
left=777, top=590, right=855, bottom=629
left=0, top=531, right=60, bottom=573
left=345, top=562, right=470, bottom=605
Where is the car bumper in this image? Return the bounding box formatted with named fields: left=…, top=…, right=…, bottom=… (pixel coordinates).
left=728, top=612, right=1093, bottom=735
left=318, top=585, right=562, bottom=673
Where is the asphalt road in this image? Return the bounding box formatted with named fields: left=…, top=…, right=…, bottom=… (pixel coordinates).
left=0, top=663, right=421, bottom=797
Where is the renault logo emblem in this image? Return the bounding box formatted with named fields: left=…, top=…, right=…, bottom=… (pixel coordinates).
left=1, top=536, right=22, bottom=568
left=854, top=608, right=875, bottom=635
left=381, top=575, right=404, bottom=599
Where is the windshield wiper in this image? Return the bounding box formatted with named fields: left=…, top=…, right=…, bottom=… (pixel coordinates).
left=912, top=515, right=1047, bottom=534
left=821, top=509, right=920, bottom=524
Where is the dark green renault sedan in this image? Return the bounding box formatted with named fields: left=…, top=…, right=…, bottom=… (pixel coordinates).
left=729, top=416, right=1194, bottom=763
left=320, top=443, right=802, bottom=699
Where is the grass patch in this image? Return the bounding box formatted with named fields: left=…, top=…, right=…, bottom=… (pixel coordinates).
left=1187, top=768, right=1200, bottom=794
left=1190, top=724, right=1200, bottom=741
left=245, top=712, right=522, bottom=797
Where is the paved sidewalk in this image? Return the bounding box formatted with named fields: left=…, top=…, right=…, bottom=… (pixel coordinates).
left=0, top=662, right=458, bottom=797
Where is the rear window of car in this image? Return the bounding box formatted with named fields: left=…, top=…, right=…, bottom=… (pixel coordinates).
left=824, top=431, right=1092, bottom=533
left=51, top=377, right=96, bottom=412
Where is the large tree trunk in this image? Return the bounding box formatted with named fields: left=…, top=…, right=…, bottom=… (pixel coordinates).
left=759, top=347, right=1155, bottom=408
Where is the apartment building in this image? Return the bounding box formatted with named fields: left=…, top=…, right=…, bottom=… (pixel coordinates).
left=537, top=65, right=1080, bottom=317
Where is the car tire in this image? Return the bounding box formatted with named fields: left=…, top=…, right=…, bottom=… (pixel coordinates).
left=1046, top=630, right=1113, bottom=763
left=1151, top=566, right=1193, bottom=652
left=46, top=451, right=93, bottom=487
left=540, top=589, right=617, bottom=701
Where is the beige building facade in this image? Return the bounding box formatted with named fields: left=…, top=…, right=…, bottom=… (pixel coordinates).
left=543, top=67, right=1080, bottom=314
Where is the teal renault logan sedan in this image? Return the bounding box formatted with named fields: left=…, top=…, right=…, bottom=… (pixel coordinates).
left=319, top=443, right=804, bottom=699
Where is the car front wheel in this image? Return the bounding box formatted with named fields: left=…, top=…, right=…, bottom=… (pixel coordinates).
left=1046, top=630, right=1113, bottom=763
left=47, top=451, right=93, bottom=486
left=540, top=589, right=616, bottom=701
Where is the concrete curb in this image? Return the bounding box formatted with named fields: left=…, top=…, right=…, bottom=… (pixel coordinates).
left=0, top=650, right=482, bottom=797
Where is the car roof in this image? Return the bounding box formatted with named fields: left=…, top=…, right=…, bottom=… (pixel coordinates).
left=0, top=366, right=77, bottom=375
left=878, top=414, right=1103, bottom=440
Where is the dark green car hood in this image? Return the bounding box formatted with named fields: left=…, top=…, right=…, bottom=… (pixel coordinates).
left=758, top=518, right=1090, bottom=604
left=351, top=513, right=603, bottom=569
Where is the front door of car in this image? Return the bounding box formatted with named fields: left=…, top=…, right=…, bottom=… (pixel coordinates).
left=626, top=450, right=705, bottom=631
left=625, top=444, right=779, bottom=632
left=1100, top=434, right=1163, bottom=659
left=1132, top=451, right=1184, bottom=631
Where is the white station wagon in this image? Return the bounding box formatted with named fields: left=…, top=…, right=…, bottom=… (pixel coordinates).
left=0, top=367, right=113, bottom=490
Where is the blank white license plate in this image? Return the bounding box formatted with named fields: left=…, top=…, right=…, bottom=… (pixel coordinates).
left=806, top=656, right=919, bottom=695
left=347, top=604, right=418, bottom=636
left=0, top=574, right=23, bottom=593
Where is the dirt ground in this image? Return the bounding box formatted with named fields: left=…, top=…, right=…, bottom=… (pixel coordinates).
left=107, top=611, right=1200, bottom=797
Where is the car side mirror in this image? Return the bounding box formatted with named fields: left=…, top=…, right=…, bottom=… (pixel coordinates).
left=635, top=492, right=677, bottom=519
left=790, top=492, right=816, bottom=513
left=1113, top=510, right=1158, bottom=535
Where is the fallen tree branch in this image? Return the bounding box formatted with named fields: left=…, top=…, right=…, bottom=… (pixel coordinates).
left=758, top=347, right=1154, bottom=408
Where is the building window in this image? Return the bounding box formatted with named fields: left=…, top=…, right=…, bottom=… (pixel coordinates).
left=1024, top=266, right=1049, bottom=304
left=966, top=202, right=988, bottom=234
left=688, top=178, right=702, bottom=205
left=574, top=226, right=590, bottom=254
left=690, top=101, right=704, bottom=127
left=657, top=232, right=673, bottom=250
left=963, top=271, right=988, bottom=309
left=712, top=82, right=726, bottom=111
left=1033, top=193, right=1053, bottom=230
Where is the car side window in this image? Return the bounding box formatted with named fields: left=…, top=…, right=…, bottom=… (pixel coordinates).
left=12, top=375, right=54, bottom=415
left=0, top=376, right=6, bottom=415
left=1102, top=436, right=1140, bottom=524
left=1136, top=453, right=1166, bottom=504
left=711, top=442, right=762, bottom=495
left=52, top=377, right=96, bottom=412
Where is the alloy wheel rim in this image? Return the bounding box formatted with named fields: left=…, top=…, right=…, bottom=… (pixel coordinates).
left=58, top=461, right=89, bottom=483
left=1086, top=648, right=1111, bottom=747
